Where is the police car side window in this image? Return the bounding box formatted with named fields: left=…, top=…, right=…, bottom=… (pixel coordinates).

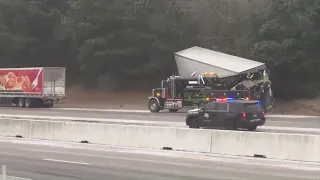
left=204, top=102, right=216, bottom=110
left=215, top=103, right=228, bottom=111
left=228, top=103, right=239, bottom=112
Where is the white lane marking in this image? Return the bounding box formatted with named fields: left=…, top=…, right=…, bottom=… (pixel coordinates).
left=43, top=158, right=90, bottom=165
left=1, top=149, right=315, bottom=180
left=54, top=108, right=150, bottom=113
left=4, top=176, right=33, bottom=180
left=54, top=108, right=320, bottom=118
left=0, top=106, right=318, bottom=118
left=267, top=114, right=319, bottom=118
left=22, top=149, right=320, bottom=179
left=16, top=148, right=320, bottom=177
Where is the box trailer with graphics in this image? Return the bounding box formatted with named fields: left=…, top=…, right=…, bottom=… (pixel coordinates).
left=0, top=67, right=66, bottom=108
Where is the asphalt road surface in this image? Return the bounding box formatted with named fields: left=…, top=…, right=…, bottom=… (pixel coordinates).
left=0, top=107, right=319, bottom=129
left=0, top=137, right=319, bottom=180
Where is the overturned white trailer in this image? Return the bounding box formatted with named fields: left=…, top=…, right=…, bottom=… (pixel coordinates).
left=147, top=46, right=273, bottom=113
left=174, top=46, right=266, bottom=78
left=173, top=46, right=273, bottom=111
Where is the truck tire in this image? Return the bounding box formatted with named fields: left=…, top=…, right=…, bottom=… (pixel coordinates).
left=25, top=98, right=32, bottom=108
left=46, top=103, right=54, bottom=108
left=18, top=98, right=25, bottom=108
left=148, top=99, right=160, bottom=113
left=42, top=102, right=54, bottom=108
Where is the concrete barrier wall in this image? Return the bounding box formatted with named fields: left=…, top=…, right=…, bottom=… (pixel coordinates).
left=210, top=130, right=320, bottom=163
left=0, top=119, right=319, bottom=163
left=0, top=119, right=212, bottom=153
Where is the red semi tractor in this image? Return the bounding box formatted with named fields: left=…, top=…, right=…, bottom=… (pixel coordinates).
left=0, top=67, right=66, bottom=108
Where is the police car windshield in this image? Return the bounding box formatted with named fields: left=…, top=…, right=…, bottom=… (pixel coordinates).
left=243, top=103, right=262, bottom=112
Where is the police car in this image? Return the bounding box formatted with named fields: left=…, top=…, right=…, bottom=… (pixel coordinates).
left=185, top=98, right=266, bottom=131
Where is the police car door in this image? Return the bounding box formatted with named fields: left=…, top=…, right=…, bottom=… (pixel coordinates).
left=202, top=102, right=220, bottom=126
left=213, top=102, right=229, bottom=127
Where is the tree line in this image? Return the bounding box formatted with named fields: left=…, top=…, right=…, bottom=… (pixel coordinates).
left=0, top=0, right=319, bottom=99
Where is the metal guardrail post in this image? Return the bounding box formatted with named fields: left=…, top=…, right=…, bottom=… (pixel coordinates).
left=2, top=165, right=6, bottom=180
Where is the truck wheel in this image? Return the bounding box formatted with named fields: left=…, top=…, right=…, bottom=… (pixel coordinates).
left=148, top=99, right=160, bottom=112
left=43, top=103, right=54, bottom=108
left=169, top=109, right=178, bottom=113
left=18, top=98, right=25, bottom=108
left=247, top=126, right=257, bottom=131
left=25, top=98, right=32, bottom=108
left=188, top=118, right=199, bottom=129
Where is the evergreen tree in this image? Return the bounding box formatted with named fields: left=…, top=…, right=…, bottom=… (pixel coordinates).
left=250, top=0, right=320, bottom=98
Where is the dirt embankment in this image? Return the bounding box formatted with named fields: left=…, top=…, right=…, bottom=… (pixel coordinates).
left=60, top=87, right=147, bottom=110
left=272, top=99, right=320, bottom=116
left=60, top=87, right=320, bottom=116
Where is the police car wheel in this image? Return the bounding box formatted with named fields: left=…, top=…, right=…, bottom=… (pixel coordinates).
left=247, top=126, right=257, bottom=131
left=224, top=120, right=237, bottom=130
left=188, top=119, right=199, bottom=129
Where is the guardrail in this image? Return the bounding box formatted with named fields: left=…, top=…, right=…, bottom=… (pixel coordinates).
left=0, top=165, right=32, bottom=180
left=0, top=119, right=319, bottom=163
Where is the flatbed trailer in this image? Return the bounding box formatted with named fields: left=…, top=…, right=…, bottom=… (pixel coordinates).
left=0, top=67, right=66, bottom=108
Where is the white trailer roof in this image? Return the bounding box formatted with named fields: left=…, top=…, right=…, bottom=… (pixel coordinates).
left=174, top=46, right=266, bottom=77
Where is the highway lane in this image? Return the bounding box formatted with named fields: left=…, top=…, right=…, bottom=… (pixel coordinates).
left=0, top=107, right=319, bottom=129
left=0, top=137, right=319, bottom=180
